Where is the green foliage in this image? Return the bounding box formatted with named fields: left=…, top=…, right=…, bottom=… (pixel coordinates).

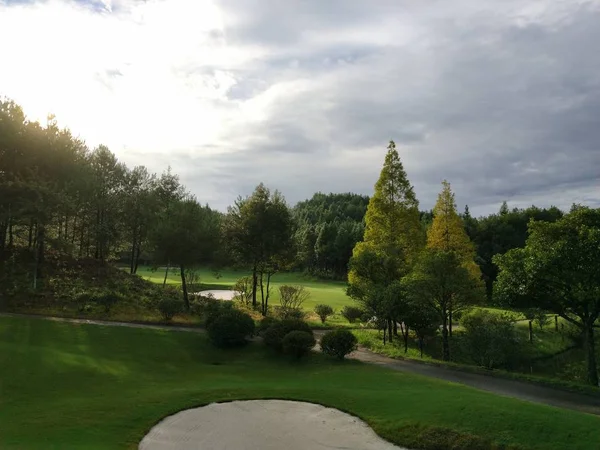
left=263, top=319, right=313, bottom=351
left=403, top=249, right=484, bottom=360
left=258, top=316, right=279, bottom=335
left=461, top=310, right=520, bottom=370
left=282, top=331, right=316, bottom=358
left=206, top=309, right=255, bottom=348
left=202, top=298, right=234, bottom=327
left=340, top=305, right=364, bottom=323
left=278, top=284, right=310, bottom=319
left=320, top=329, right=358, bottom=359
left=494, top=206, right=600, bottom=385
left=292, top=193, right=368, bottom=278
left=314, top=304, right=334, bottom=323
left=156, top=296, right=183, bottom=322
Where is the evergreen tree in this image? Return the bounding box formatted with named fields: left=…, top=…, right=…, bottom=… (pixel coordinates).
left=348, top=141, right=424, bottom=342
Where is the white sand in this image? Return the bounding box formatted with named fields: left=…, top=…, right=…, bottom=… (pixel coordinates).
left=139, top=400, right=406, bottom=450
left=196, top=290, right=237, bottom=301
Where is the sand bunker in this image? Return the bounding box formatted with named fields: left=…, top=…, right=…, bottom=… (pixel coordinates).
left=196, top=289, right=236, bottom=301
left=139, top=400, right=405, bottom=450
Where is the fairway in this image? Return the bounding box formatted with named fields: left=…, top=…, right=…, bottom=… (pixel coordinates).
left=136, top=266, right=353, bottom=312
left=2, top=316, right=600, bottom=450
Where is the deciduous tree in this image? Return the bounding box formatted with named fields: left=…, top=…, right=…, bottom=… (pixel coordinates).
left=494, top=206, right=600, bottom=386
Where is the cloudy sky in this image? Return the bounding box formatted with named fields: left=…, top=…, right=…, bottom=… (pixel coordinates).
left=1, top=0, right=599, bottom=216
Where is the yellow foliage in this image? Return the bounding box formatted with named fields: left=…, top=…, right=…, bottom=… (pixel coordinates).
left=427, top=180, right=481, bottom=280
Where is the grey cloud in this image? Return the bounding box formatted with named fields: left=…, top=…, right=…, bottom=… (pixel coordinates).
left=166, top=0, right=600, bottom=215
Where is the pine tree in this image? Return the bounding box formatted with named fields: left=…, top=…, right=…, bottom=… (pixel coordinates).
left=348, top=141, right=424, bottom=342
left=362, top=140, right=423, bottom=261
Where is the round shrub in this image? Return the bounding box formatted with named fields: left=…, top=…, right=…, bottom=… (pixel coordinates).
left=203, top=299, right=234, bottom=327
left=340, top=305, right=363, bottom=323
left=157, top=297, right=183, bottom=321
left=314, top=304, right=334, bottom=323
left=207, top=310, right=255, bottom=348
left=320, top=329, right=358, bottom=360
left=263, top=319, right=313, bottom=351
left=282, top=331, right=316, bottom=359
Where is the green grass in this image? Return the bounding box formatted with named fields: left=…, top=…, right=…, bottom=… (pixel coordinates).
left=135, top=266, right=353, bottom=312
left=2, top=316, right=600, bottom=449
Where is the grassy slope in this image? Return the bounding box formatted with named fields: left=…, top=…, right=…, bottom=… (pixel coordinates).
left=136, top=266, right=352, bottom=312
left=1, top=316, right=600, bottom=450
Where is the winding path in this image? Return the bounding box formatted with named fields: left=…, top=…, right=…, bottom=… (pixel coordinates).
left=2, top=312, right=599, bottom=415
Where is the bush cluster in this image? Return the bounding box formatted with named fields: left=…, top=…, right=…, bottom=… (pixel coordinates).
left=320, top=329, right=357, bottom=360
left=263, top=318, right=314, bottom=358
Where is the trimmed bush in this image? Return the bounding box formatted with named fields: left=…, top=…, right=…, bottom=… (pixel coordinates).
left=157, top=297, right=183, bottom=321
left=282, top=331, right=316, bottom=358
left=207, top=309, right=255, bottom=348
left=314, top=304, right=334, bottom=323
left=263, top=319, right=313, bottom=351
left=320, top=329, right=358, bottom=360
left=340, top=305, right=363, bottom=323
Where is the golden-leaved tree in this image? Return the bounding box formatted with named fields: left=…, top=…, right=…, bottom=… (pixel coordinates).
left=426, top=180, right=483, bottom=335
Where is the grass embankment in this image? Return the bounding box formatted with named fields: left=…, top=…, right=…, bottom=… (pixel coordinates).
left=1, top=316, right=600, bottom=450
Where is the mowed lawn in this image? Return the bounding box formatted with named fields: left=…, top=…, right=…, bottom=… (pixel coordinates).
left=2, top=317, right=600, bottom=449
left=135, top=266, right=352, bottom=312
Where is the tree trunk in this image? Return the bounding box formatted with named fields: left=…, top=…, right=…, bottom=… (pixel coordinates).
left=252, top=264, right=258, bottom=308
left=36, top=225, right=45, bottom=280
left=584, top=323, right=599, bottom=386
left=180, top=264, right=189, bottom=310
left=387, top=319, right=393, bottom=343
left=393, top=320, right=398, bottom=336
left=163, top=261, right=170, bottom=287
left=442, top=314, right=450, bottom=361
left=382, top=323, right=387, bottom=345
left=134, top=243, right=141, bottom=274
left=259, top=271, right=265, bottom=316
left=528, top=320, right=533, bottom=343
left=449, top=309, right=453, bottom=338
left=265, top=272, right=272, bottom=316
left=402, top=325, right=409, bottom=353
left=129, top=233, right=136, bottom=274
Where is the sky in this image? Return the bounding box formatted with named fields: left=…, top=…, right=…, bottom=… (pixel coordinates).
left=1, top=0, right=599, bottom=216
